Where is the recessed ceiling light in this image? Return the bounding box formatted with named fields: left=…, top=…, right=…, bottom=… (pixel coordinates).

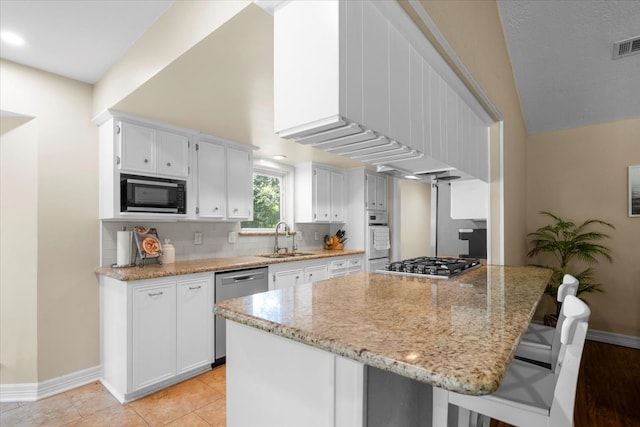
left=404, top=175, right=420, bottom=180
left=1, top=31, right=26, bottom=47
left=272, top=154, right=286, bottom=160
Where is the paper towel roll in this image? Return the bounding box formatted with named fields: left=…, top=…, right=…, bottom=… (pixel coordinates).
left=116, top=231, right=132, bottom=266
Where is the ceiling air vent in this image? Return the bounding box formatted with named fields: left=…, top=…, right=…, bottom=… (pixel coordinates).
left=613, top=35, right=640, bottom=60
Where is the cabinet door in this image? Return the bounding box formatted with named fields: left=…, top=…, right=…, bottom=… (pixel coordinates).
left=365, top=173, right=377, bottom=210
left=273, top=268, right=303, bottom=290
left=304, top=264, right=328, bottom=283
left=131, top=282, right=176, bottom=391
left=330, top=171, right=345, bottom=222
left=314, top=167, right=331, bottom=222
left=157, top=130, right=189, bottom=178
left=120, top=122, right=155, bottom=174
left=376, top=175, right=387, bottom=212
left=227, top=147, right=253, bottom=220
left=176, top=277, right=212, bottom=374
left=197, top=141, right=226, bottom=218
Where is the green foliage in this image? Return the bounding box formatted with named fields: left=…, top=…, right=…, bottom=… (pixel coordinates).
left=527, top=211, right=615, bottom=299
left=241, top=174, right=281, bottom=229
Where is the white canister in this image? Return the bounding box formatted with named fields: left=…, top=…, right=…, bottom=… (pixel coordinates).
left=161, top=238, right=175, bottom=264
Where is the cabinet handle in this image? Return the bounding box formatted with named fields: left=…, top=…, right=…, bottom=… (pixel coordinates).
left=296, top=276, right=299, bottom=280
left=166, top=162, right=172, bottom=167
left=148, top=291, right=163, bottom=297
left=116, top=156, right=120, bottom=165
left=234, top=208, right=238, bottom=213
left=144, top=158, right=149, bottom=164
left=325, top=213, right=328, bottom=217
left=214, top=207, right=219, bottom=211
left=188, top=285, right=201, bottom=290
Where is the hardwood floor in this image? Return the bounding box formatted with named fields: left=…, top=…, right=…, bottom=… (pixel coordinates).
left=1, top=341, right=638, bottom=426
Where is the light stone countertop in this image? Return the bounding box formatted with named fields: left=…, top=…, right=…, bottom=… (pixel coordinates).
left=214, top=265, right=552, bottom=395
left=95, top=249, right=365, bottom=281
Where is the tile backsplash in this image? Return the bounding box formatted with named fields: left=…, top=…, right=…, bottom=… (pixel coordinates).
left=101, top=221, right=330, bottom=266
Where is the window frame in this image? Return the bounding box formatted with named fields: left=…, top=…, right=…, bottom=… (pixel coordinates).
left=241, top=158, right=294, bottom=231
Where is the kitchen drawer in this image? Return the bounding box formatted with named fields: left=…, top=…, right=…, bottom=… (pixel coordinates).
left=329, top=259, right=347, bottom=270
left=347, top=257, right=362, bottom=270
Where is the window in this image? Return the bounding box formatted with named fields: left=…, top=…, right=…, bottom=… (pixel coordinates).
left=241, top=160, right=293, bottom=230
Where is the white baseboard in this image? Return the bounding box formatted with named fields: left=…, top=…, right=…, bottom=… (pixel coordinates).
left=587, top=329, right=640, bottom=350
left=0, top=365, right=101, bottom=402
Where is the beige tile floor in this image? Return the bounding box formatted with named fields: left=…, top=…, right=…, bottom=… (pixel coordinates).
left=0, top=365, right=226, bottom=427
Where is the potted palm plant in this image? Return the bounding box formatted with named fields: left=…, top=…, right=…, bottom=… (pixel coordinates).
left=527, top=211, right=615, bottom=325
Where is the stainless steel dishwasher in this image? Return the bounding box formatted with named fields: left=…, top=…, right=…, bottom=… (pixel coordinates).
left=214, top=267, right=268, bottom=366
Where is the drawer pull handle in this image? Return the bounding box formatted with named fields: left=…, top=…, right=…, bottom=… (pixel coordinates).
left=189, top=286, right=201, bottom=290
left=148, top=291, right=163, bottom=297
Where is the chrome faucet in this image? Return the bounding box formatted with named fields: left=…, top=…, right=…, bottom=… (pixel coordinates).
left=274, top=221, right=290, bottom=253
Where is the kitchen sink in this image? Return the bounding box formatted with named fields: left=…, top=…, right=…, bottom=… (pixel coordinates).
left=258, top=252, right=314, bottom=259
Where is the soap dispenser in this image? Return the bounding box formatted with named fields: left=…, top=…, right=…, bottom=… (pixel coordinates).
left=161, top=238, right=175, bottom=264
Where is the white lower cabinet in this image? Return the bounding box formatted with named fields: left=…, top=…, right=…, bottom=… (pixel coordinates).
left=101, top=273, right=213, bottom=403
left=304, top=264, right=329, bottom=283
left=131, top=282, right=177, bottom=391
left=269, top=255, right=363, bottom=290
left=176, top=277, right=213, bottom=374
left=273, top=268, right=304, bottom=290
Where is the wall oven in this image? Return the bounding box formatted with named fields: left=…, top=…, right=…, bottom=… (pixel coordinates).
left=120, top=174, right=186, bottom=214
left=366, top=212, right=390, bottom=272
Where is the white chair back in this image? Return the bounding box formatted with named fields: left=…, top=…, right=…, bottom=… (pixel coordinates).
left=557, top=274, right=579, bottom=302
left=551, top=274, right=580, bottom=366
left=550, top=295, right=590, bottom=424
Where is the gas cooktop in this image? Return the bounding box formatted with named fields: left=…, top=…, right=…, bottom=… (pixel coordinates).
left=378, top=257, right=481, bottom=279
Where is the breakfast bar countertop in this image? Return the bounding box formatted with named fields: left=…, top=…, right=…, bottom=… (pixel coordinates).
left=95, top=249, right=365, bottom=281
left=214, top=265, right=552, bottom=395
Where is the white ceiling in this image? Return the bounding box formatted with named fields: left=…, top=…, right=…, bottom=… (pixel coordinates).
left=1, top=0, right=639, bottom=144
left=498, top=0, right=640, bottom=134
left=0, top=0, right=173, bottom=84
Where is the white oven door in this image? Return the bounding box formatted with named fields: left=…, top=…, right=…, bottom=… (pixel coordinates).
left=367, top=225, right=390, bottom=260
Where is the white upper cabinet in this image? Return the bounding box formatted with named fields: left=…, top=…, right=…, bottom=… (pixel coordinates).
left=195, top=138, right=253, bottom=221
left=196, top=138, right=226, bottom=219
left=157, top=130, right=190, bottom=178
left=98, top=112, right=255, bottom=221
left=365, top=171, right=388, bottom=212
left=273, top=0, right=490, bottom=182
left=120, top=122, right=156, bottom=174
left=295, top=162, right=346, bottom=223
left=226, top=147, right=253, bottom=220
left=119, top=121, right=189, bottom=179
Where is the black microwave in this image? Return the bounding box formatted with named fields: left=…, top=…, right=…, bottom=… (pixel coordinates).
left=120, top=174, right=186, bottom=214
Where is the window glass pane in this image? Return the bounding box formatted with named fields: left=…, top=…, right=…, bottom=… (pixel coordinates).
left=241, top=173, right=282, bottom=229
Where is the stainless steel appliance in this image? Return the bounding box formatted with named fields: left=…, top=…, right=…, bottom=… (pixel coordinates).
left=365, top=212, right=389, bottom=272
left=379, top=256, right=481, bottom=279
left=120, top=174, right=186, bottom=214
left=214, top=267, right=268, bottom=365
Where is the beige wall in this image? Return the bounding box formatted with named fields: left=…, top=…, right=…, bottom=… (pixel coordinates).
left=417, top=0, right=528, bottom=265
left=526, top=118, right=640, bottom=336
left=399, top=180, right=432, bottom=259
left=1, top=119, right=39, bottom=383
left=0, top=60, right=99, bottom=383
left=93, top=0, right=251, bottom=116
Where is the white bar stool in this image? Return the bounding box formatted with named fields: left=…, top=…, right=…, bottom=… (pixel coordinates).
left=448, top=295, right=590, bottom=427
left=515, top=274, right=579, bottom=367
